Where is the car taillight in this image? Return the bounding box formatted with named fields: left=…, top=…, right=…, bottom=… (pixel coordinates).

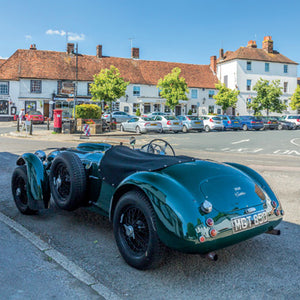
left=268, top=121, right=271, bottom=124
left=104, top=115, right=108, bottom=118
left=228, top=121, right=231, bottom=124
left=251, top=121, right=255, bottom=124
left=167, top=121, right=171, bottom=125
left=209, top=118, right=213, bottom=122
left=144, top=122, right=150, bottom=126
left=186, top=117, right=190, bottom=120
left=297, top=119, right=300, bottom=122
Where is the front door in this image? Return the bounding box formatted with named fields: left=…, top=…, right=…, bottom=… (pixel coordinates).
left=175, top=106, right=181, bottom=116
left=44, top=103, right=49, bottom=117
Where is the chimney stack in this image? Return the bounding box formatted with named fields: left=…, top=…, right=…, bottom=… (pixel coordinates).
left=131, top=47, right=139, bottom=59
left=247, top=40, right=257, bottom=48
left=219, top=48, right=224, bottom=59
left=262, top=36, right=273, bottom=53
left=30, top=44, right=37, bottom=50
left=210, top=56, right=217, bottom=73
left=67, top=43, right=75, bottom=54
left=96, top=45, right=102, bottom=58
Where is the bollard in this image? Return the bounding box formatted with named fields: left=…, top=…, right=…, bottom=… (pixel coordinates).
left=29, top=120, right=33, bottom=135
left=47, top=118, right=50, bottom=130
left=17, top=118, right=20, bottom=132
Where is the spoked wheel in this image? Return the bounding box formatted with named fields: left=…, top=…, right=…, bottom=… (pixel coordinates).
left=146, top=138, right=175, bottom=156
left=113, top=190, right=165, bottom=270
left=11, top=165, right=37, bottom=215
left=49, top=152, right=86, bottom=211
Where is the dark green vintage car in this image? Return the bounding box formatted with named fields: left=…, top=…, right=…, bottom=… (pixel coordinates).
left=11, top=139, right=283, bottom=270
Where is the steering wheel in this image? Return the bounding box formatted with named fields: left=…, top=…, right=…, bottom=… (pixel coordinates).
left=146, top=139, right=176, bottom=156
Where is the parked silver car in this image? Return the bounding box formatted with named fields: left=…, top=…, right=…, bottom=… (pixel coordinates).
left=120, top=117, right=162, bottom=134
left=282, top=115, right=300, bottom=128
left=102, top=111, right=133, bottom=123
left=143, top=112, right=169, bottom=118
left=200, top=115, right=224, bottom=132
left=177, top=115, right=204, bottom=132
left=153, top=115, right=183, bottom=133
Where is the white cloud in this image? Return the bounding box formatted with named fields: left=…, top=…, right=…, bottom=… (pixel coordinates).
left=46, top=29, right=85, bottom=41
left=0, top=56, right=8, bottom=59
left=46, top=29, right=66, bottom=36
left=68, top=33, right=85, bottom=41
left=25, top=35, right=32, bottom=40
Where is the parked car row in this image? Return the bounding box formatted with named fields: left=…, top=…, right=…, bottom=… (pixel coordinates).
left=118, top=113, right=300, bottom=134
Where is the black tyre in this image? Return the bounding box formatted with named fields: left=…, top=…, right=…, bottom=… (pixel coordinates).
left=11, top=165, right=38, bottom=215
left=136, top=126, right=141, bottom=134
left=278, top=124, right=283, bottom=130
left=113, top=190, right=165, bottom=270
left=242, top=124, right=248, bottom=131
left=49, top=152, right=86, bottom=211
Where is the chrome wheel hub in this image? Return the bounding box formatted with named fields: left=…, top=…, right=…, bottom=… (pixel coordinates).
left=124, top=224, right=135, bottom=239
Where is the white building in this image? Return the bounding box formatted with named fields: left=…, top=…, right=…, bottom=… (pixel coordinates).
left=217, top=36, right=298, bottom=115
left=0, top=43, right=219, bottom=120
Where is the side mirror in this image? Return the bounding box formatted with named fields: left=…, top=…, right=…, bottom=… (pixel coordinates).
left=129, top=137, right=136, bottom=149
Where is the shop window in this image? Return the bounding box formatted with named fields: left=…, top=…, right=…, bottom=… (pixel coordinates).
left=0, top=100, right=9, bottom=114
left=124, top=106, right=129, bottom=113
left=153, top=104, right=161, bottom=112
left=25, top=101, right=37, bottom=113
left=144, top=104, right=151, bottom=114
left=191, top=105, right=197, bottom=113
left=164, top=106, right=171, bottom=113
left=30, top=80, right=42, bottom=93
left=208, top=105, right=214, bottom=114
left=133, top=103, right=139, bottom=113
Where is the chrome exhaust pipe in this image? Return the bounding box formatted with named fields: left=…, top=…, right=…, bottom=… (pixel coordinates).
left=266, top=229, right=281, bottom=235
left=206, top=252, right=218, bottom=261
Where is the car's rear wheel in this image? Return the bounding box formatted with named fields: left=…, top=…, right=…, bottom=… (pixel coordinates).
left=242, top=124, right=248, bottom=131
left=205, top=125, right=210, bottom=132
left=113, top=190, right=165, bottom=270
left=182, top=125, right=188, bottom=133
left=120, top=125, right=124, bottom=132
left=49, top=152, right=86, bottom=211
left=11, top=165, right=38, bottom=215
left=136, top=126, right=141, bottom=134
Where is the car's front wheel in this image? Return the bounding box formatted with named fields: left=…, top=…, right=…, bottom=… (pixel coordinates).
left=11, top=165, right=38, bottom=215
left=204, top=125, right=210, bottom=132
left=113, top=190, right=165, bottom=270
left=182, top=125, right=188, bottom=133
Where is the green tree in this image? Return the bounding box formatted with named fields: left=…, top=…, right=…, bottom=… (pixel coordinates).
left=213, top=82, right=239, bottom=114
left=249, top=78, right=285, bottom=116
left=157, top=67, right=189, bottom=114
left=290, top=84, right=300, bottom=112
left=90, top=65, right=129, bottom=113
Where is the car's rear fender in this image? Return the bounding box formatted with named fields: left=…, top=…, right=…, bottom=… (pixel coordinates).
left=110, top=171, right=206, bottom=249
left=16, top=153, right=50, bottom=210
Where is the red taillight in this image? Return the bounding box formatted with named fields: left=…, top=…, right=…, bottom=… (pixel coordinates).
left=104, top=115, right=108, bottom=117
left=144, top=122, right=150, bottom=126
left=206, top=218, right=214, bottom=227
left=209, top=229, right=217, bottom=237
left=209, top=118, right=213, bottom=122
left=268, top=121, right=271, bottom=124
left=167, top=121, right=171, bottom=125
left=186, top=117, right=190, bottom=120
left=228, top=121, right=231, bottom=124
left=297, top=119, right=300, bottom=122
left=251, top=121, right=255, bottom=124
left=199, top=236, right=205, bottom=243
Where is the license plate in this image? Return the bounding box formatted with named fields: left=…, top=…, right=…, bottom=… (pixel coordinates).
left=174, top=122, right=179, bottom=125
left=231, top=211, right=268, bottom=234
left=215, top=121, right=220, bottom=124
left=195, top=122, right=200, bottom=124
left=234, top=121, right=238, bottom=124
left=151, top=123, right=157, bottom=126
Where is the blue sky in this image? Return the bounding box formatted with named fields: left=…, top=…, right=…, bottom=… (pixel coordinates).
left=1, top=0, right=299, bottom=74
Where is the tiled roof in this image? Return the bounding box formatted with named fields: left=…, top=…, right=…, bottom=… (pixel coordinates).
left=218, top=47, right=297, bottom=65
left=0, top=49, right=218, bottom=89
left=0, top=59, right=6, bottom=66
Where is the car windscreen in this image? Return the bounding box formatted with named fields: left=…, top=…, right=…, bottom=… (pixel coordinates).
left=212, top=117, right=221, bottom=121
left=165, top=116, right=177, bottom=120
left=142, top=117, right=152, bottom=121
left=188, top=116, right=200, bottom=120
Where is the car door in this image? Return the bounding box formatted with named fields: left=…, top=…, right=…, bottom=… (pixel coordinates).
left=127, top=118, right=139, bottom=131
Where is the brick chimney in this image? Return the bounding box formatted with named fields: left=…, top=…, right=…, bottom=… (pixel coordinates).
left=131, top=47, right=139, bottom=59
left=219, top=48, right=224, bottom=59
left=29, top=44, right=37, bottom=50
left=210, top=56, right=217, bottom=73
left=96, top=45, right=102, bottom=58
left=247, top=40, right=257, bottom=48
left=262, top=36, right=273, bottom=53
left=67, top=43, right=75, bottom=54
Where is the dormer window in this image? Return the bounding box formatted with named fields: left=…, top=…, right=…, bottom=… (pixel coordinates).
left=247, top=61, right=252, bottom=71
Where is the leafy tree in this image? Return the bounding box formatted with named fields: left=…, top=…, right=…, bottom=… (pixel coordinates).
left=249, top=78, right=285, bottom=116
left=75, top=103, right=101, bottom=119
left=90, top=65, right=129, bottom=113
left=157, top=67, right=189, bottom=114
left=290, top=84, right=300, bottom=112
left=213, top=82, right=239, bottom=114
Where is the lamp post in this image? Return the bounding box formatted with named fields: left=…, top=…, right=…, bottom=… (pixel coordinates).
left=73, top=43, right=78, bottom=119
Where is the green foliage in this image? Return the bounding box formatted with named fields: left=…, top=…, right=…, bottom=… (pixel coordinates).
left=157, top=67, right=189, bottom=113
left=75, top=104, right=102, bottom=119
left=249, top=78, right=285, bottom=115
left=136, top=108, right=141, bottom=116
left=187, top=109, right=193, bottom=115
left=290, top=84, right=300, bottom=111
left=90, top=65, right=129, bottom=110
left=213, top=82, right=239, bottom=114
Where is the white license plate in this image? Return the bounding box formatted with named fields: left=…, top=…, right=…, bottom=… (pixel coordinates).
left=231, top=211, right=268, bottom=234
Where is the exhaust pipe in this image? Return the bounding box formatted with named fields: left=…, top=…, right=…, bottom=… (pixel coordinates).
left=266, top=229, right=281, bottom=235
left=205, top=252, right=218, bottom=261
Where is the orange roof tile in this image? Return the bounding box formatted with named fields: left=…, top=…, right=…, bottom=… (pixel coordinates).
left=0, top=49, right=218, bottom=89
left=0, top=59, right=6, bottom=66
left=218, top=47, right=297, bottom=65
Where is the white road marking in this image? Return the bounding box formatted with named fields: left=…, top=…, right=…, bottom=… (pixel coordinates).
left=231, top=139, right=250, bottom=145
left=0, top=212, right=121, bottom=300
left=273, top=149, right=300, bottom=156
left=291, top=138, right=300, bottom=147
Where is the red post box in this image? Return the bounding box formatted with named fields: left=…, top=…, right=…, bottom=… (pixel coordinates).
left=53, top=109, right=63, bottom=133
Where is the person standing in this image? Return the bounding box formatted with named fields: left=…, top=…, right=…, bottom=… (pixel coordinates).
left=19, top=109, right=25, bottom=121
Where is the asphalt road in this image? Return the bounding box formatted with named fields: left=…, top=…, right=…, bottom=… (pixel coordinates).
left=0, top=131, right=299, bottom=300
